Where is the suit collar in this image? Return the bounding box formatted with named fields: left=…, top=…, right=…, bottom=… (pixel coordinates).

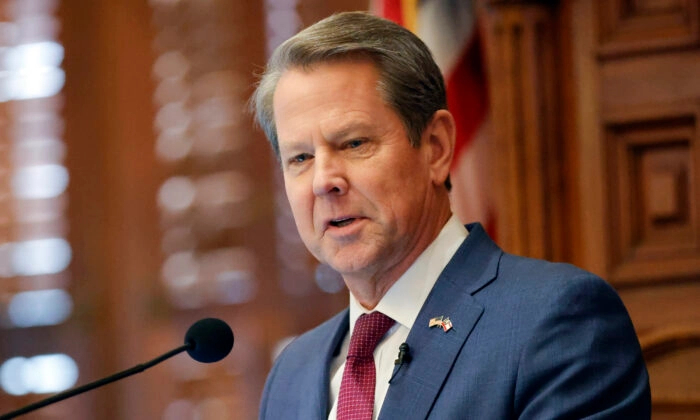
left=446, top=222, right=501, bottom=294
left=379, top=223, right=502, bottom=419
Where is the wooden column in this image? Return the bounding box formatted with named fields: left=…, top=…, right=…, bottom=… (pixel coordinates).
left=481, top=1, right=570, bottom=261
left=61, top=0, right=160, bottom=417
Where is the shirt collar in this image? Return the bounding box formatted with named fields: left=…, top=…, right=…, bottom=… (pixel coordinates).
left=348, top=215, right=468, bottom=332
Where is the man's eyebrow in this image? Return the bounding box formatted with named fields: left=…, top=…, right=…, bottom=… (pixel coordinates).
left=278, top=140, right=309, bottom=156
left=325, top=121, right=373, bottom=143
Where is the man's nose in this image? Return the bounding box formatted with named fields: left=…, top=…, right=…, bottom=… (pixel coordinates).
left=312, top=153, right=348, bottom=196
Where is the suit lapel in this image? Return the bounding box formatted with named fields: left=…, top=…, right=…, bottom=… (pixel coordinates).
left=379, top=223, right=502, bottom=419
left=301, top=309, right=349, bottom=419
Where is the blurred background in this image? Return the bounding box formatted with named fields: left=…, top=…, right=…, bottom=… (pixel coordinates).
left=0, top=0, right=698, bottom=419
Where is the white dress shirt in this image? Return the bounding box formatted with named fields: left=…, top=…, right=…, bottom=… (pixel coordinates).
left=327, top=215, right=468, bottom=420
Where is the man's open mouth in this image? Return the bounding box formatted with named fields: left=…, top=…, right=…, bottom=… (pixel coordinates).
left=329, top=218, right=355, bottom=228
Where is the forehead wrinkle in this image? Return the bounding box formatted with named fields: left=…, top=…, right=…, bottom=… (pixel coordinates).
left=319, top=112, right=376, bottom=143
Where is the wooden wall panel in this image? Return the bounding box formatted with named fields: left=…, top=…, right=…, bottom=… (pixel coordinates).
left=604, top=106, right=700, bottom=284
left=598, top=0, right=700, bottom=57
left=568, top=0, right=700, bottom=417
left=601, top=51, right=700, bottom=114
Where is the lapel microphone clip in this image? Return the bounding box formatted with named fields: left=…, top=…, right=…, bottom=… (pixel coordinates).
left=394, top=342, right=411, bottom=365
left=390, top=343, right=411, bottom=383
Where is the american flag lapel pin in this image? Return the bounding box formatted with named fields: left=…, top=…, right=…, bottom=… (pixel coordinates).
left=429, top=316, right=444, bottom=328
left=429, top=316, right=452, bottom=332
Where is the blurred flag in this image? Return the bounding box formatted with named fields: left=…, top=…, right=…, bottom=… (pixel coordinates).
left=372, top=0, right=495, bottom=236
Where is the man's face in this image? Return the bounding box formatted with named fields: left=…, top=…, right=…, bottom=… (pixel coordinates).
left=273, top=60, right=444, bottom=284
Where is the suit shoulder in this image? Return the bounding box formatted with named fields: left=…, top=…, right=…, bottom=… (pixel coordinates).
left=498, top=253, right=613, bottom=292
left=474, top=252, right=629, bottom=324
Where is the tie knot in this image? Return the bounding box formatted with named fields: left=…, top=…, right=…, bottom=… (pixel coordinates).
left=348, top=312, right=395, bottom=358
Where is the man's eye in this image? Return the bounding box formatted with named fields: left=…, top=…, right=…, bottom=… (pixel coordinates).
left=345, top=139, right=364, bottom=149
left=289, top=153, right=312, bottom=164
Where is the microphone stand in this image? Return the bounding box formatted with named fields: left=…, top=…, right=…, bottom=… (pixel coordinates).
left=0, top=343, right=191, bottom=419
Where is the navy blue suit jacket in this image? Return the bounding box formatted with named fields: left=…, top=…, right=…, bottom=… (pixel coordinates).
left=260, top=223, right=651, bottom=419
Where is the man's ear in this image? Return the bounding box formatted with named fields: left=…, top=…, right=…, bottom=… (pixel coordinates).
left=423, top=109, right=456, bottom=187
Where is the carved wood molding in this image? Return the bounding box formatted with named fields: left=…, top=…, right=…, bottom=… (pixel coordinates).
left=597, top=0, right=700, bottom=58
left=641, top=324, right=700, bottom=361
left=640, top=324, right=700, bottom=409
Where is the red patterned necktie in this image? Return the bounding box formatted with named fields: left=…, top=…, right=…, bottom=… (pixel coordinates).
left=337, top=311, right=396, bottom=420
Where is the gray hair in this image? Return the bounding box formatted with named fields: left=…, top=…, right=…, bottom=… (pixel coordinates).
left=250, top=11, right=447, bottom=158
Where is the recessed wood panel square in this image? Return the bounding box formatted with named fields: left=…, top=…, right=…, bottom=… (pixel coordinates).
left=606, top=113, right=700, bottom=283
left=633, top=142, right=692, bottom=245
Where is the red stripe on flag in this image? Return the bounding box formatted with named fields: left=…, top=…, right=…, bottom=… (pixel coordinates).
left=448, top=24, right=488, bottom=166
left=381, top=0, right=404, bottom=26
left=447, top=23, right=496, bottom=238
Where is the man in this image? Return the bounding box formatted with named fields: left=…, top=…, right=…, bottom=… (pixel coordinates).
left=251, top=11, right=650, bottom=420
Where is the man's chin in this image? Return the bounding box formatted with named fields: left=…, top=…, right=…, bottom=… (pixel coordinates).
left=323, top=254, right=373, bottom=280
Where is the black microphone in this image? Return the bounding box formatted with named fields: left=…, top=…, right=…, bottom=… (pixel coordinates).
left=394, top=342, right=411, bottom=366
left=0, top=318, right=234, bottom=420
left=389, top=342, right=411, bottom=384
left=185, top=317, right=235, bottom=363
